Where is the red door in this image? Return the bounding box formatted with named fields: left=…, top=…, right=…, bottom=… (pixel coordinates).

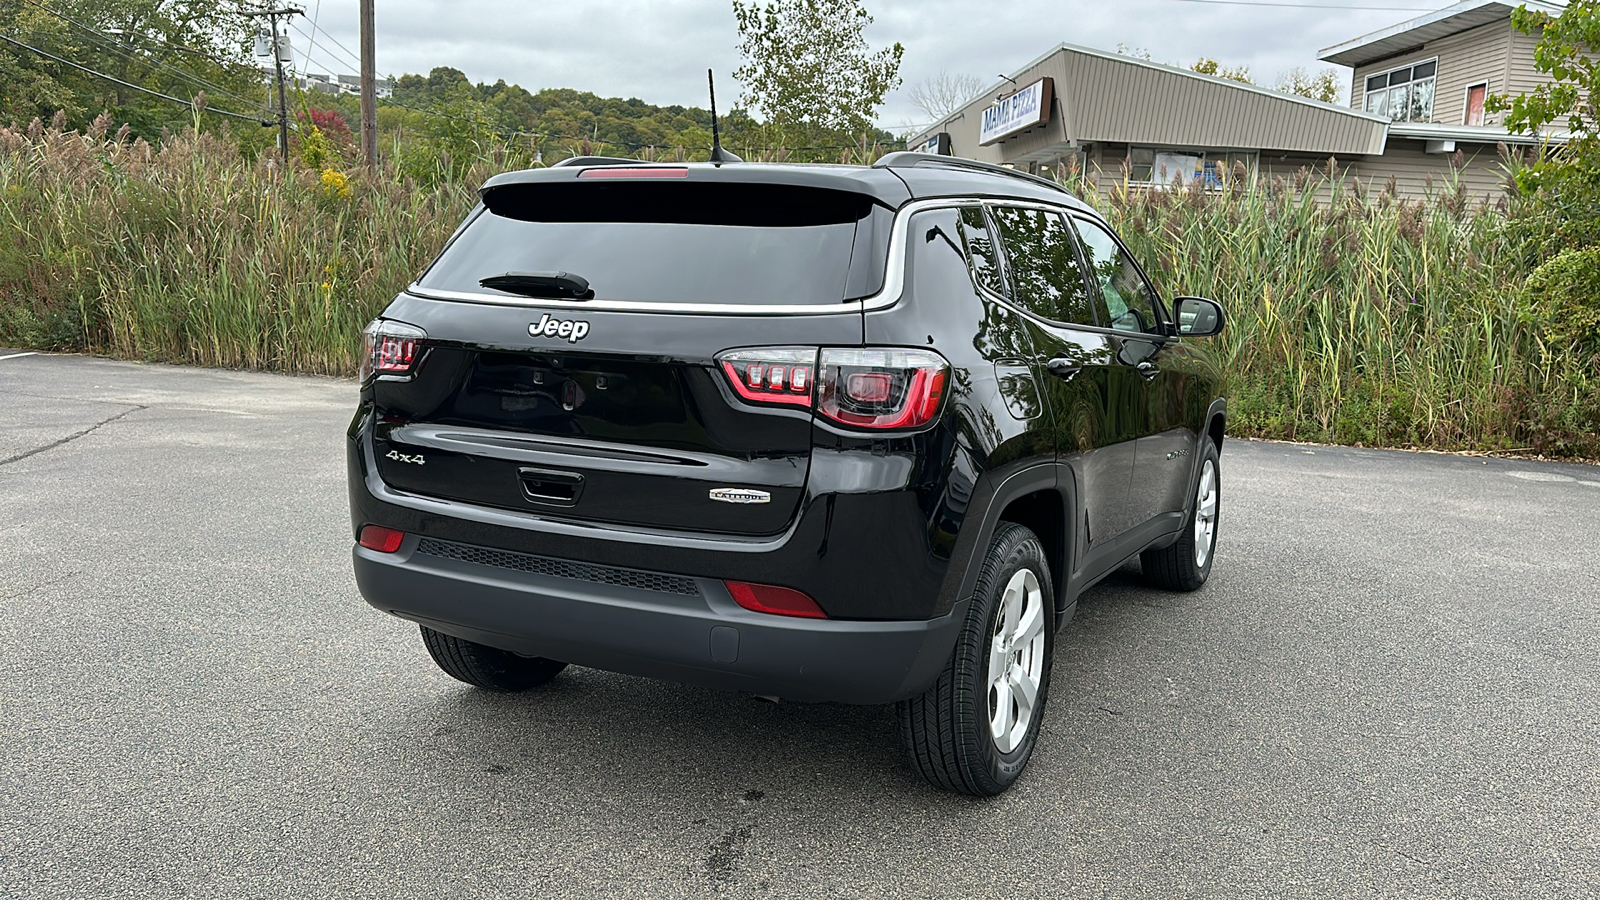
left=1466, top=84, right=1487, bottom=126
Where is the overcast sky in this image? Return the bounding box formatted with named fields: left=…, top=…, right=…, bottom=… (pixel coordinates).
left=288, top=0, right=1440, bottom=131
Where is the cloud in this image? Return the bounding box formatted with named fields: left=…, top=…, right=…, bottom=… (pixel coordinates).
left=293, top=0, right=1424, bottom=125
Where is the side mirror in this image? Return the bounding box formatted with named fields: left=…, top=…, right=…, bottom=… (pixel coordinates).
left=1171, top=296, right=1225, bottom=337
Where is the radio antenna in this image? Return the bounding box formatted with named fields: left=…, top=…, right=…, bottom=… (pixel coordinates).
left=707, top=69, right=742, bottom=164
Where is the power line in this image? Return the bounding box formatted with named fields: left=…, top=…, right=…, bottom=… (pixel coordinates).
left=0, top=32, right=270, bottom=123
left=1167, top=0, right=1439, bottom=9
left=290, top=18, right=360, bottom=73
left=22, top=0, right=262, bottom=108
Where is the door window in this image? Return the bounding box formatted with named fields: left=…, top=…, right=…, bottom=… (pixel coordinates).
left=1071, top=217, right=1164, bottom=336
left=989, top=206, right=1099, bottom=327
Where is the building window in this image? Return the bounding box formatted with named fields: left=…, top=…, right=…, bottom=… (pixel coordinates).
left=1464, top=82, right=1488, bottom=126
left=1364, top=60, right=1436, bottom=122
left=1128, top=147, right=1257, bottom=188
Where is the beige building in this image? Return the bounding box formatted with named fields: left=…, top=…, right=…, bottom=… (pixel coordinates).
left=908, top=0, right=1567, bottom=202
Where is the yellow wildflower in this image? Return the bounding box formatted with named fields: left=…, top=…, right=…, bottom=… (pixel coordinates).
left=319, top=168, right=351, bottom=200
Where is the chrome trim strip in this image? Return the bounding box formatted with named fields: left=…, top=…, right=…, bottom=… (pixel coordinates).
left=401, top=197, right=1083, bottom=316
left=361, top=432, right=799, bottom=552
left=403, top=285, right=868, bottom=316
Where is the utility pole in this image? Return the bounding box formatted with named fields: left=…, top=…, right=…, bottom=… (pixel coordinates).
left=243, top=4, right=303, bottom=161
left=359, top=0, right=376, bottom=170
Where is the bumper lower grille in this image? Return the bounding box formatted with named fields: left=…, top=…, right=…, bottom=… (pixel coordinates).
left=414, top=537, right=700, bottom=596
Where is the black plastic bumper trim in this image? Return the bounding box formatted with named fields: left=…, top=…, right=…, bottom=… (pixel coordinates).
left=354, top=542, right=963, bottom=704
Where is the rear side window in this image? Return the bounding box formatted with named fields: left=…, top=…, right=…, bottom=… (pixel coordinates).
left=418, top=182, right=879, bottom=306
left=990, top=206, right=1098, bottom=327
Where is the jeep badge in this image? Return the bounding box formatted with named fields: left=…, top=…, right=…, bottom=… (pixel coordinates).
left=530, top=313, right=590, bottom=344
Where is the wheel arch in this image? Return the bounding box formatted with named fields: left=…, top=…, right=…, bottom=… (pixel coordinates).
left=934, top=462, right=1076, bottom=620
left=1205, top=398, right=1227, bottom=450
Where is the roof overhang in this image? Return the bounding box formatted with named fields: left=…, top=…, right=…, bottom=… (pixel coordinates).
left=1387, top=121, right=1571, bottom=145
left=910, top=42, right=1390, bottom=156
left=1319, top=0, right=1563, bottom=68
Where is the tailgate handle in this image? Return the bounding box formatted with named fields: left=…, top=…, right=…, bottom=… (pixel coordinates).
left=518, top=467, right=584, bottom=507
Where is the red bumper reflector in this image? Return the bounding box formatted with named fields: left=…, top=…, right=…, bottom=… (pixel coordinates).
left=724, top=581, right=828, bottom=619
left=358, top=525, right=405, bottom=553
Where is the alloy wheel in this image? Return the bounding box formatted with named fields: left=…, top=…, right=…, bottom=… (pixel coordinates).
left=987, top=568, right=1046, bottom=754
left=1194, top=458, right=1218, bottom=568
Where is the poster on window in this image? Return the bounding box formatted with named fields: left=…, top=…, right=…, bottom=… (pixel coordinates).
left=1152, top=153, right=1200, bottom=188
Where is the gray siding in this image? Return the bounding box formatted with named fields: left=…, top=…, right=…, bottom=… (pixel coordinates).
left=1076, top=141, right=1510, bottom=205
left=1349, top=19, right=1517, bottom=126
left=1340, top=139, right=1509, bottom=202
left=920, top=45, right=1388, bottom=162
left=1058, top=52, right=1385, bottom=154
left=1504, top=25, right=1550, bottom=97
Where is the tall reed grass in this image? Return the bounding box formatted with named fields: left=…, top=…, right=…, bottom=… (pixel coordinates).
left=1063, top=160, right=1596, bottom=456
left=0, top=118, right=1593, bottom=456
left=0, top=114, right=475, bottom=376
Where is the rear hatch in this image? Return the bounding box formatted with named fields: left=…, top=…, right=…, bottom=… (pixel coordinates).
left=366, top=167, right=899, bottom=537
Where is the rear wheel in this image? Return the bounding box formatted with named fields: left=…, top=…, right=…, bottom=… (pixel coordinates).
left=1141, top=437, right=1221, bottom=591
left=420, top=626, right=567, bottom=692
left=898, top=522, right=1055, bottom=796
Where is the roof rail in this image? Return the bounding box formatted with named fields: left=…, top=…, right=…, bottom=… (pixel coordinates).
left=551, top=156, right=646, bottom=168
left=872, top=151, right=1070, bottom=196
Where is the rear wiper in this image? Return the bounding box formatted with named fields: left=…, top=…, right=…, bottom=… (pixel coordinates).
left=479, top=271, right=594, bottom=300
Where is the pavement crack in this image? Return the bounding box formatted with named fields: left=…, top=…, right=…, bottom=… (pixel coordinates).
left=0, top=405, right=146, bottom=467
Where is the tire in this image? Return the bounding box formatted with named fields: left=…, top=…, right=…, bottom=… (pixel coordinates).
left=1141, top=437, right=1221, bottom=591
left=419, top=626, right=567, bottom=692
left=897, top=522, right=1055, bottom=796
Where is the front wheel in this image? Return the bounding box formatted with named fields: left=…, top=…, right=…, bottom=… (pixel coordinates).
left=1141, top=438, right=1221, bottom=591
left=897, top=522, right=1055, bottom=796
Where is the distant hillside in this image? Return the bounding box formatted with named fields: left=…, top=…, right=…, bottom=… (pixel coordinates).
left=366, top=66, right=894, bottom=162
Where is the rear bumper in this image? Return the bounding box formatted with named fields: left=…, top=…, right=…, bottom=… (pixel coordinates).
left=354, top=536, right=964, bottom=704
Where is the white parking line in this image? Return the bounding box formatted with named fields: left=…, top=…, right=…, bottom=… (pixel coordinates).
left=0, top=351, right=39, bottom=361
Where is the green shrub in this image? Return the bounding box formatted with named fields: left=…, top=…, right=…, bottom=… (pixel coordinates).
left=1527, top=244, right=1600, bottom=367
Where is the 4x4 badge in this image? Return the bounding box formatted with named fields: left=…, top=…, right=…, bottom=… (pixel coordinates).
left=530, top=313, right=591, bottom=344
left=709, top=488, right=770, bottom=504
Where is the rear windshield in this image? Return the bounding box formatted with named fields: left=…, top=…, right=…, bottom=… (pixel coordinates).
left=417, top=181, right=877, bottom=306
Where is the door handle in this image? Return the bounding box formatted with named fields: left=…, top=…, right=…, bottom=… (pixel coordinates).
left=1046, top=358, right=1081, bottom=382
left=1135, top=361, right=1159, bottom=380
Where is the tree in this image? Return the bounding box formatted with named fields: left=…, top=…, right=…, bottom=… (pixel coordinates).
left=731, top=0, right=904, bottom=155
left=907, top=70, right=983, bottom=123
left=0, top=0, right=258, bottom=136
left=1190, top=57, right=1253, bottom=84
left=1492, top=0, right=1600, bottom=164
left=1275, top=67, right=1342, bottom=104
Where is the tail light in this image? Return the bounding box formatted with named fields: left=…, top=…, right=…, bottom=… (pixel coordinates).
left=360, top=319, right=427, bottom=383
left=724, top=580, right=828, bottom=618
left=715, top=347, right=949, bottom=430
left=718, top=348, right=816, bottom=407
left=815, top=349, right=948, bottom=429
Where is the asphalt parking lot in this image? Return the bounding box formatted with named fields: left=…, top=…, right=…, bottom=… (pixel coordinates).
left=2, top=351, right=1598, bottom=899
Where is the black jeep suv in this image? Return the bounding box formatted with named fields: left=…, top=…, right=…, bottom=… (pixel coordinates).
left=348, top=153, right=1227, bottom=796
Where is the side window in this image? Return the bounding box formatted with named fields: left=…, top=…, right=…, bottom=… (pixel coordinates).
left=957, top=206, right=1006, bottom=298
left=1071, top=217, right=1163, bottom=336
left=988, top=206, right=1099, bottom=327
left=907, top=208, right=981, bottom=308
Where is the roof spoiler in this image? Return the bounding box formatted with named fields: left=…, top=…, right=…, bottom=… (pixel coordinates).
left=551, top=156, right=643, bottom=169
left=873, top=151, right=1071, bottom=196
